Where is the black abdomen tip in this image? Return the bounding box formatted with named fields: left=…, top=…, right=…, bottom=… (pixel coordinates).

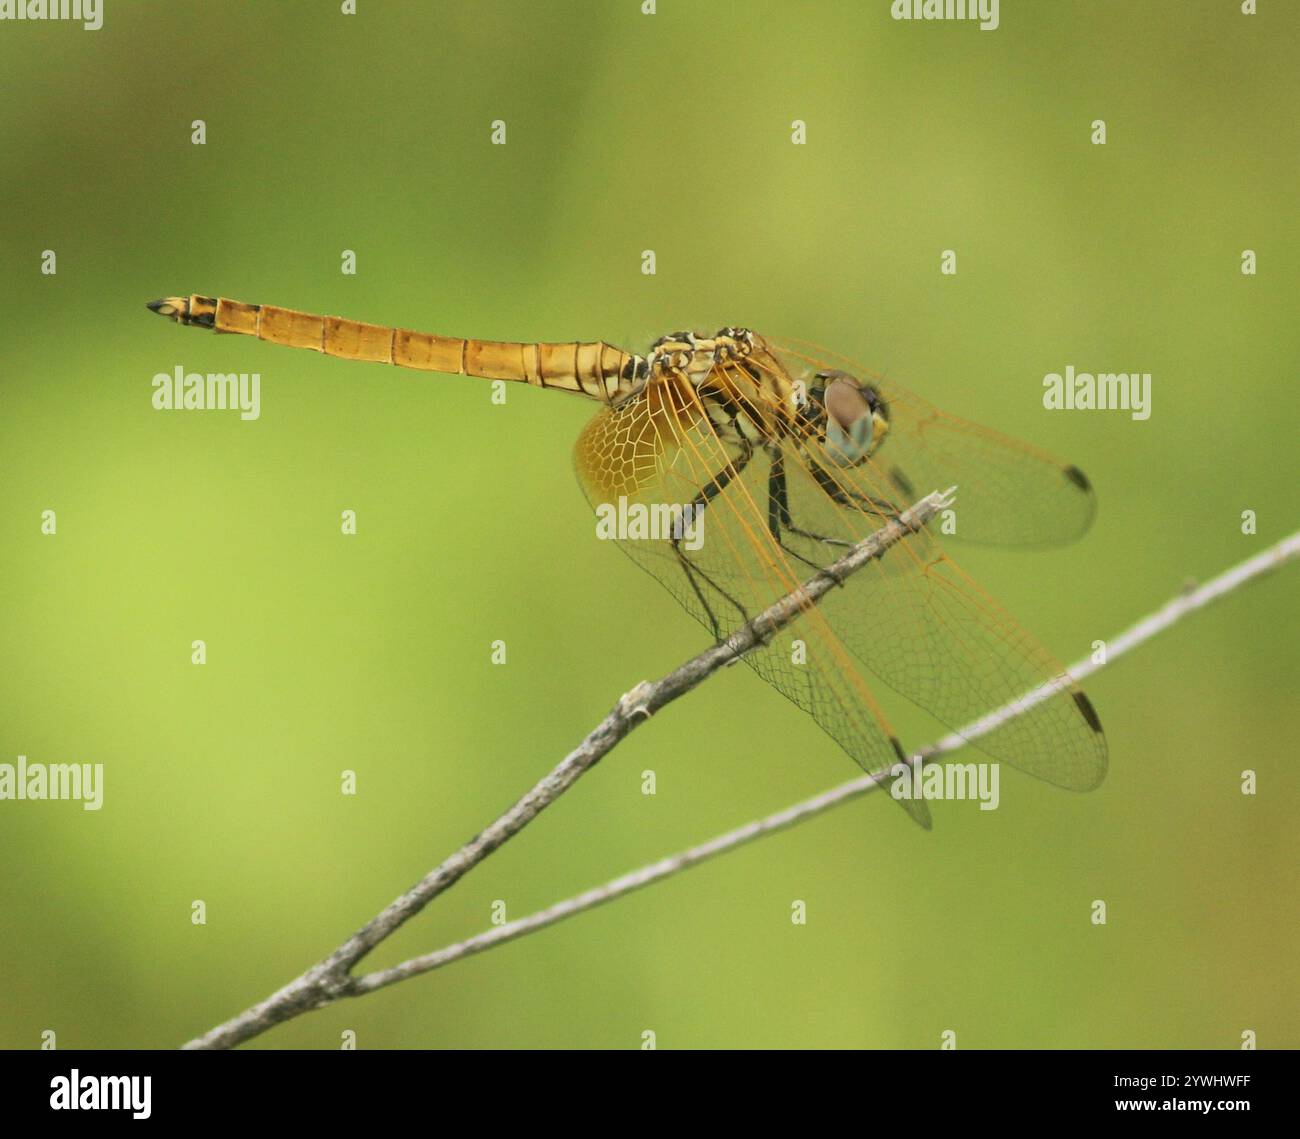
left=145, top=296, right=190, bottom=322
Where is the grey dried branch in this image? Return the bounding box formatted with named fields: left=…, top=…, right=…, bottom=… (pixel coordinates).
left=182, top=488, right=956, bottom=1049
left=349, top=528, right=1298, bottom=996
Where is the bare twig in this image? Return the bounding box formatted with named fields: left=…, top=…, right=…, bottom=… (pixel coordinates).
left=346, top=529, right=1300, bottom=995
left=182, top=488, right=955, bottom=1049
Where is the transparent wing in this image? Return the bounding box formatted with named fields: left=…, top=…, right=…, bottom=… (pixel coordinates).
left=573, top=376, right=933, bottom=827
left=742, top=349, right=1107, bottom=791
left=772, top=338, right=1097, bottom=547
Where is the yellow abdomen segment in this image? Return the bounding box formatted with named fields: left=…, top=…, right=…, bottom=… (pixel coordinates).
left=147, top=294, right=642, bottom=402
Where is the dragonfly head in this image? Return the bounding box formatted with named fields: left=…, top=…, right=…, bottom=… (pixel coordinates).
left=807, top=371, right=889, bottom=467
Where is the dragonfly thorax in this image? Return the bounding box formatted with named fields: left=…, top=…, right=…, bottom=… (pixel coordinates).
left=648, top=328, right=757, bottom=382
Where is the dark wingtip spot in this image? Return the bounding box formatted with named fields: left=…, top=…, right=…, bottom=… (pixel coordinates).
left=889, top=466, right=915, bottom=498
left=1073, top=691, right=1103, bottom=733
left=888, top=738, right=931, bottom=828
left=1064, top=465, right=1091, bottom=492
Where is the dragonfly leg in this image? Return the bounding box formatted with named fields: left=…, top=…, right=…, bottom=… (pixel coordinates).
left=671, top=442, right=761, bottom=646
left=807, top=463, right=920, bottom=529
left=673, top=546, right=729, bottom=643
left=768, top=454, right=854, bottom=586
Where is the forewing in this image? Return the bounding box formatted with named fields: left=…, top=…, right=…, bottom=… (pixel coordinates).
left=743, top=352, right=1107, bottom=791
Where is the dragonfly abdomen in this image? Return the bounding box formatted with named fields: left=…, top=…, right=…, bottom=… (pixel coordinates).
left=146, top=294, right=644, bottom=401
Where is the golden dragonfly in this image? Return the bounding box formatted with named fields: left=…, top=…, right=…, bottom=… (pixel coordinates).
left=146, top=294, right=1106, bottom=828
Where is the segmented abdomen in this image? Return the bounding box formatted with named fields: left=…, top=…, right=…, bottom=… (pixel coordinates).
left=182, top=294, right=640, bottom=401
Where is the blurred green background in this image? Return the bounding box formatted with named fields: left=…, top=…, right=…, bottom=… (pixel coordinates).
left=1, top=0, right=1297, bottom=1050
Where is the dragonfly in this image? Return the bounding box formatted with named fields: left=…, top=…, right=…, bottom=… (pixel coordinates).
left=146, top=294, right=1107, bottom=828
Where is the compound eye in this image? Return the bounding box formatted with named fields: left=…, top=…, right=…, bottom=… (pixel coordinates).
left=822, top=376, right=874, bottom=466
left=823, top=376, right=870, bottom=431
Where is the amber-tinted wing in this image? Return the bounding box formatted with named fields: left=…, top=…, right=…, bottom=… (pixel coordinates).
left=574, top=350, right=1106, bottom=821
left=772, top=338, right=1097, bottom=547
left=573, top=375, right=934, bottom=827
